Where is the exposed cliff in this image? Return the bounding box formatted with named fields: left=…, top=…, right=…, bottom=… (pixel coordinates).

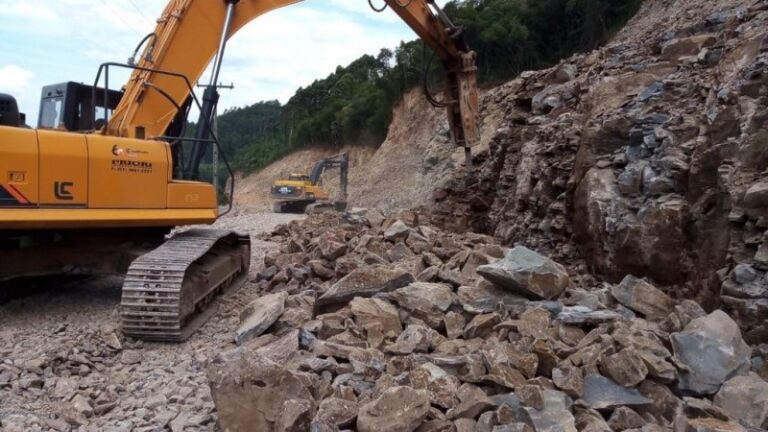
left=434, top=0, right=768, bottom=341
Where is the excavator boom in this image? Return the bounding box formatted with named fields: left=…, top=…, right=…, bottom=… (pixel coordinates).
left=107, top=0, right=479, bottom=152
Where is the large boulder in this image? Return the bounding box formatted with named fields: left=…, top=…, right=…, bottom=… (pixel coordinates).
left=207, top=352, right=315, bottom=432
left=315, top=266, right=415, bottom=309
left=357, top=386, right=430, bottom=432
left=476, top=246, right=571, bottom=300
left=713, top=373, right=768, bottom=429
left=235, top=292, right=287, bottom=345
left=671, top=310, right=752, bottom=395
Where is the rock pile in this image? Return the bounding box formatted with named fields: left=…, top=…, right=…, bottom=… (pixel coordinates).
left=207, top=212, right=768, bottom=431
left=0, top=323, right=217, bottom=432
left=432, top=0, right=768, bottom=342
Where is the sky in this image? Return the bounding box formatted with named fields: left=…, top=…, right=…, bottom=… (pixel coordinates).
left=0, top=0, right=446, bottom=125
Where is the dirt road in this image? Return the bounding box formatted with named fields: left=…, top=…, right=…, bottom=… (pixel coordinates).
left=0, top=210, right=302, bottom=432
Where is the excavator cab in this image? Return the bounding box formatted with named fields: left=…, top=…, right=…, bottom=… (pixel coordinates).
left=38, top=82, right=123, bottom=132
left=288, top=174, right=312, bottom=183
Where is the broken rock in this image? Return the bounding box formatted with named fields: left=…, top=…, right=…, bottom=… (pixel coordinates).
left=517, top=389, right=577, bottom=432
left=208, top=352, right=315, bottom=431
left=671, top=310, right=752, bottom=395
left=315, top=397, right=358, bottom=429
left=357, top=386, right=430, bottom=432
left=385, top=220, right=412, bottom=241
left=582, top=374, right=650, bottom=410
left=477, top=246, right=570, bottom=300
left=275, top=399, right=313, bottom=432
left=390, top=282, right=453, bottom=328
left=235, top=291, right=287, bottom=345
left=350, top=297, right=403, bottom=336
left=448, top=383, right=495, bottom=420
left=713, top=373, right=768, bottom=429
left=612, top=275, right=674, bottom=320
left=600, top=347, right=648, bottom=387
left=316, top=266, right=415, bottom=309
left=457, top=283, right=527, bottom=314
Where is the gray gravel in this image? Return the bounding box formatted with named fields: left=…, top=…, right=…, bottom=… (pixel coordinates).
left=0, top=210, right=302, bottom=432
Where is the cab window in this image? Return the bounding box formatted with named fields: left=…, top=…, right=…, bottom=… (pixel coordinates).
left=40, top=97, right=64, bottom=129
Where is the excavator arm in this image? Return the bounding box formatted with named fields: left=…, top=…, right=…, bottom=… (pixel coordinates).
left=106, top=0, right=479, bottom=154
left=310, top=153, right=350, bottom=203
left=385, top=0, right=479, bottom=152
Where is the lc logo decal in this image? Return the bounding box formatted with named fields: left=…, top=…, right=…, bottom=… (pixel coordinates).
left=54, top=182, right=74, bottom=200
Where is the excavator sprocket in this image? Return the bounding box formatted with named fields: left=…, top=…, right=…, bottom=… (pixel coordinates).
left=120, top=229, right=250, bottom=342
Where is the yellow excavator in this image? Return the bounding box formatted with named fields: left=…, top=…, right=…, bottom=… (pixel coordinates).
left=272, top=153, right=349, bottom=213
left=0, top=0, right=479, bottom=342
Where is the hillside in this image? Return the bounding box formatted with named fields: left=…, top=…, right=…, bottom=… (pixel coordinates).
left=233, top=86, right=507, bottom=212
left=233, top=145, right=377, bottom=210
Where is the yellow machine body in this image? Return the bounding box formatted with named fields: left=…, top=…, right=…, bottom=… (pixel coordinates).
left=0, top=125, right=217, bottom=230
left=271, top=176, right=331, bottom=202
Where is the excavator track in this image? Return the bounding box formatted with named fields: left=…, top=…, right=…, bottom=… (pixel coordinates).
left=120, top=229, right=250, bottom=342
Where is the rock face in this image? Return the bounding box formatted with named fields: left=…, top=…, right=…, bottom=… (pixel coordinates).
left=430, top=0, right=768, bottom=341
left=671, top=311, right=752, bottom=395
left=477, top=246, right=571, bottom=299
left=357, top=386, right=430, bottom=432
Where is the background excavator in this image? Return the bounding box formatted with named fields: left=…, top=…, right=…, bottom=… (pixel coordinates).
left=0, top=0, right=479, bottom=342
left=272, top=153, right=350, bottom=214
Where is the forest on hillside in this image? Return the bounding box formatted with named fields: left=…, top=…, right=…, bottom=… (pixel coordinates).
left=210, top=0, right=643, bottom=173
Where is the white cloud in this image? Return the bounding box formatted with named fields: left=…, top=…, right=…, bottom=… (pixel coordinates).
left=0, top=65, right=34, bottom=89
left=0, top=65, right=36, bottom=123
left=0, top=2, right=60, bottom=21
